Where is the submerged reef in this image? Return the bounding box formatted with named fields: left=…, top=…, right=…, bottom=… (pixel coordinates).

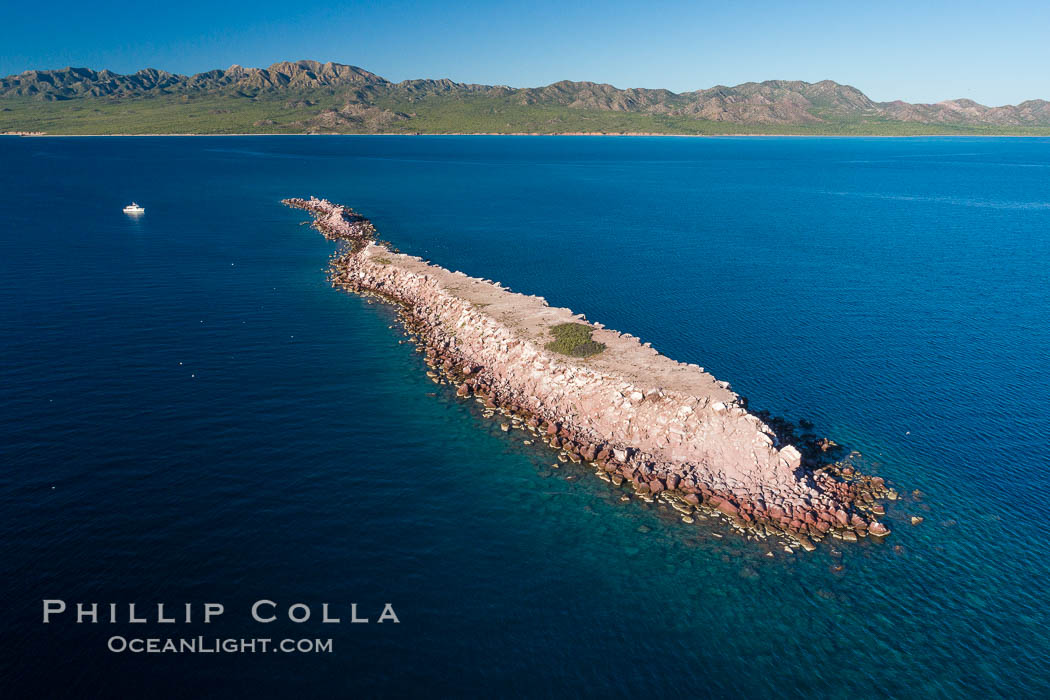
left=285, top=196, right=893, bottom=549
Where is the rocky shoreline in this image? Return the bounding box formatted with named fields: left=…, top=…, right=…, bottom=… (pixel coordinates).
left=285, top=196, right=893, bottom=550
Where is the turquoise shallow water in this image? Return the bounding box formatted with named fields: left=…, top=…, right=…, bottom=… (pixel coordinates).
left=2, top=136, right=1049, bottom=697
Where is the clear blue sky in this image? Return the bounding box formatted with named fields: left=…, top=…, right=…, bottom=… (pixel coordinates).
left=3, top=0, right=1048, bottom=106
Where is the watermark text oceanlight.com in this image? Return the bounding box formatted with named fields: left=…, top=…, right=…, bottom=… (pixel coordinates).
left=42, top=600, right=399, bottom=655
left=107, top=636, right=333, bottom=654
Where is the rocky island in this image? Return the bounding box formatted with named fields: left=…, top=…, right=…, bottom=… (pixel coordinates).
left=286, top=196, right=892, bottom=549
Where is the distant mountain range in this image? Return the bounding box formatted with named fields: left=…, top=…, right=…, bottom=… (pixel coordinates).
left=3, top=60, right=1049, bottom=135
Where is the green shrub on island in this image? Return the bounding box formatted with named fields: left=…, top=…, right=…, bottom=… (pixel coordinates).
left=546, top=323, right=606, bottom=358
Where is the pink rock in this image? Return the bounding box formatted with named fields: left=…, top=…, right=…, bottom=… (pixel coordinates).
left=716, top=500, right=739, bottom=517
left=868, top=522, right=891, bottom=537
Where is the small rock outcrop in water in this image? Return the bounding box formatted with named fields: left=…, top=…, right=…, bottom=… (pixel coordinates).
left=285, top=196, right=893, bottom=548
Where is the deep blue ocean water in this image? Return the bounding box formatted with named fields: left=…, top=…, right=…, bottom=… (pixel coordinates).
left=2, top=135, right=1049, bottom=698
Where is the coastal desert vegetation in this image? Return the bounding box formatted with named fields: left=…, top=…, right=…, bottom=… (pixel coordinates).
left=4, top=60, right=1050, bottom=136
left=545, top=323, right=607, bottom=358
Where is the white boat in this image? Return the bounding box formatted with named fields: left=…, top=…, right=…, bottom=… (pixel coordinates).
left=123, top=202, right=145, bottom=214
